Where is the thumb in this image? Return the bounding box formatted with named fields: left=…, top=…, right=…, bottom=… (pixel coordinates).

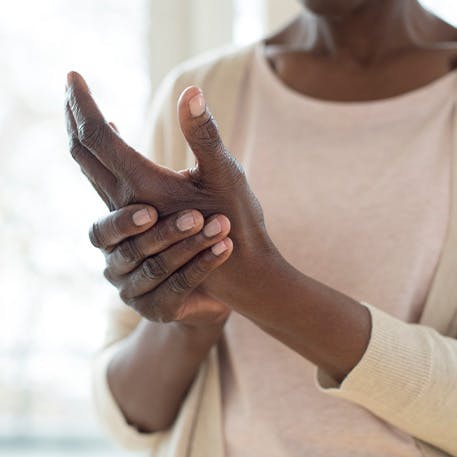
left=177, top=86, right=242, bottom=182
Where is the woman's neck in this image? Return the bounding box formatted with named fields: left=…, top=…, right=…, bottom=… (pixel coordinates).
left=273, top=0, right=444, bottom=66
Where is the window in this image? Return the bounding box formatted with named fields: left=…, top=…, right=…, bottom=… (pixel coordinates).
left=234, top=0, right=265, bottom=44
left=0, top=1, right=148, bottom=455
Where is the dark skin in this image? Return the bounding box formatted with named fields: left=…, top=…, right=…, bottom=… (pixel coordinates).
left=270, top=0, right=457, bottom=101
left=66, top=0, right=457, bottom=433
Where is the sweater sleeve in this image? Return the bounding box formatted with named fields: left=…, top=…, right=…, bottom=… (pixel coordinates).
left=315, top=301, right=457, bottom=456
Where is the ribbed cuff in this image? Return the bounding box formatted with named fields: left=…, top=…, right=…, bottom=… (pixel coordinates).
left=315, top=301, right=433, bottom=418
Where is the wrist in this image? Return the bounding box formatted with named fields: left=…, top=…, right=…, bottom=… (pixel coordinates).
left=225, top=241, right=291, bottom=312
left=171, top=317, right=227, bottom=345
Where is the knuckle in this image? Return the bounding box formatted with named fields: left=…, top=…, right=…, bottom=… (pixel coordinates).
left=124, top=295, right=138, bottom=310
left=177, top=258, right=208, bottom=288
left=69, top=140, right=85, bottom=162
left=89, top=221, right=104, bottom=248
left=78, top=118, right=106, bottom=149
left=103, top=267, right=115, bottom=284
left=211, top=154, right=247, bottom=191
left=119, top=287, right=132, bottom=303
left=117, top=239, right=141, bottom=264
left=142, top=256, right=168, bottom=280
left=223, top=152, right=245, bottom=178
left=167, top=271, right=192, bottom=295
left=192, top=116, right=224, bottom=152
left=191, top=256, right=209, bottom=278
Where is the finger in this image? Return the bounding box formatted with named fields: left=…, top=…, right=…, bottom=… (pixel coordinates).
left=177, top=86, right=244, bottom=182
left=124, top=237, right=233, bottom=323
left=116, top=214, right=230, bottom=298
left=66, top=71, right=141, bottom=173
left=106, top=209, right=206, bottom=275
left=89, top=205, right=158, bottom=251
left=65, top=99, right=118, bottom=208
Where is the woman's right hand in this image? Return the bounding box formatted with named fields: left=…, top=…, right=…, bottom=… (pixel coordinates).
left=91, top=203, right=233, bottom=328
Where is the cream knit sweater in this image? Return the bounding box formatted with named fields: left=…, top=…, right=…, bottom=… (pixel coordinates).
left=92, top=43, right=457, bottom=457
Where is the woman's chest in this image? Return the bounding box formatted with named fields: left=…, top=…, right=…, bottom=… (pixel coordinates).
left=232, top=104, right=452, bottom=319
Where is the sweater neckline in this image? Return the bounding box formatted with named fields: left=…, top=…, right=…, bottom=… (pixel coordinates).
left=254, top=40, right=457, bottom=123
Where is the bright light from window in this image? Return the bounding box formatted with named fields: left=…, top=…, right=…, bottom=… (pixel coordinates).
left=421, top=0, right=457, bottom=25
left=0, top=1, right=148, bottom=455
left=234, top=0, right=265, bottom=44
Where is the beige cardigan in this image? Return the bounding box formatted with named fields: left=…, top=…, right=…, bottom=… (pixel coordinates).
left=92, top=43, right=457, bottom=457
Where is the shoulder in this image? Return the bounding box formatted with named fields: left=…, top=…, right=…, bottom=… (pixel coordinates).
left=172, top=42, right=257, bottom=90
left=154, top=42, right=257, bottom=114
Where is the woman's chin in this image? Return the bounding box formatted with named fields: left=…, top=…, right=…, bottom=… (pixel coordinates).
left=299, top=0, right=368, bottom=17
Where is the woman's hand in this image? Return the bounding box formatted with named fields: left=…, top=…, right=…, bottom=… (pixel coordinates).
left=65, top=72, right=280, bottom=310
left=65, top=72, right=371, bottom=383
left=91, top=203, right=233, bottom=326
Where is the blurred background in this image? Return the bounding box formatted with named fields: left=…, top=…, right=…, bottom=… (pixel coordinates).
left=1, top=0, right=456, bottom=456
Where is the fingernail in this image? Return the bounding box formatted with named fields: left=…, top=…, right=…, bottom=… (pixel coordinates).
left=133, top=209, right=153, bottom=226
left=176, top=212, right=196, bottom=232
left=189, top=92, right=206, bottom=117
left=204, top=218, right=222, bottom=237
left=212, top=240, right=228, bottom=256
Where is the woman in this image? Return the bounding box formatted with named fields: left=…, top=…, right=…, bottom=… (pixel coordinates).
left=65, top=0, right=457, bottom=456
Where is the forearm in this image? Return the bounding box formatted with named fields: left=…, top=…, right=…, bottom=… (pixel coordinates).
left=107, top=318, right=224, bottom=433
left=231, top=256, right=371, bottom=383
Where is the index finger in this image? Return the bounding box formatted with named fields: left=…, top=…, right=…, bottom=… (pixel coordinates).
left=66, top=71, right=137, bottom=173
left=65, top=98, right=118, bottom=209
left=90, top=204, right=159, bottom=251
